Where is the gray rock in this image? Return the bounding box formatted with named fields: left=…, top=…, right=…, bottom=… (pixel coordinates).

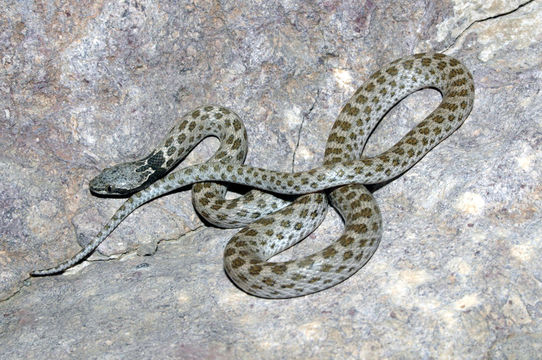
left=1, top=0, right=541, bottom=358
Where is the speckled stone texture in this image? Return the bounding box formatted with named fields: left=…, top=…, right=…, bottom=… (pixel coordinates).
left=1, top=0, right=540, bottom=358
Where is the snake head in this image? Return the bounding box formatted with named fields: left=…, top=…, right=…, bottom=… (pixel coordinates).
left=89, top=162, right=151, bottom=196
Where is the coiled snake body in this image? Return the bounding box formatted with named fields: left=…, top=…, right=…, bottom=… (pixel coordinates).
left=32, top=53, right=474, bottom=299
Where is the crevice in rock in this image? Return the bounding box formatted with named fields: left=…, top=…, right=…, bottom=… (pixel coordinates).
left=9, top=225, right=208, bottom=301
left=86, top=225, right=207, bottom=264
left=291, top=89, right=320, bottom=172
left=0, top=285, right=23, bottom=303
left=444, top=0, right=535, bottom=51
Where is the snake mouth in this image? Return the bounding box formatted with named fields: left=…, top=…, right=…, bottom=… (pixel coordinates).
left=90, top=189, right=135, bottom=197
left=89, top=183, right=137, bottom=197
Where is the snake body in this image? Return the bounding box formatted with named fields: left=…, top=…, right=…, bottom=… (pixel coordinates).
left=32, top=53, right=474, bottom=299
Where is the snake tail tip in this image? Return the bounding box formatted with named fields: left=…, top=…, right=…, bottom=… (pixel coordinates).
left=29, top=268, right=62, bottom=277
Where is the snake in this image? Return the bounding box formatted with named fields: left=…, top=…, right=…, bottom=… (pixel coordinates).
left=31, top=53, right=474, bottom=299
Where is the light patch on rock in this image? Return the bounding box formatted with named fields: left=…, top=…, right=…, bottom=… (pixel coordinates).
left=284, top=105, right=302, bottom=129
left=176, top=291, right=191, bottom=305
left=455, top=192, right=485, bottom=215
left=399, top=269, right=431, bottom=287
left=446, top=258, right=472, bottom=276
left=333, top=68, right=353, bottom=89
left=510, top=244, right=534, bottom=262
left=453, top=293, right=481, bottom=311
left=299, top=321, right=323, bottom=341
left=517, top=146, right=535, bottom=171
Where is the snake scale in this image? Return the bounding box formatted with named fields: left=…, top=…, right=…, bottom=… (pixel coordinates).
left=31, top=53, right=474, bottom=299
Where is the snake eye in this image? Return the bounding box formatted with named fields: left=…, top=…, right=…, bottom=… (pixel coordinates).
left=107, top=185, right=112, bottom=193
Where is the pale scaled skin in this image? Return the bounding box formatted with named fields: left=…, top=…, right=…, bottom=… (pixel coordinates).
left=31, top=53, right=475, bottom=299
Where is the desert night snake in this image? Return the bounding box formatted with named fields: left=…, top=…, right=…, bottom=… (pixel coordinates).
left=31, top=53, right=474, bottom=299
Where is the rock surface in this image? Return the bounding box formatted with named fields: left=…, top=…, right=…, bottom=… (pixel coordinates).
left=1, top=0, right=541, bottom=358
